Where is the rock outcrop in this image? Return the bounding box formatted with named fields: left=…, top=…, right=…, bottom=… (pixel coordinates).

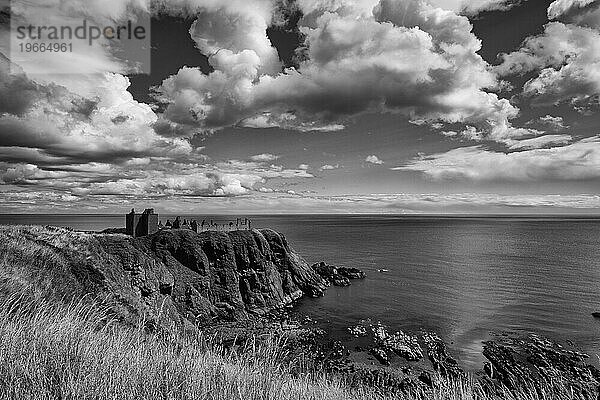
left=311, top=262, right=366, bottom=287
left=482, top=334, right=600, bottom=391
left=422, top=332, right=464, bottom=378
left=0, top=225, right=328, bottom=331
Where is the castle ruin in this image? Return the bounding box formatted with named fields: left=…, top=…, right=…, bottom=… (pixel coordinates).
left=126, top=208, right=158, bottom=237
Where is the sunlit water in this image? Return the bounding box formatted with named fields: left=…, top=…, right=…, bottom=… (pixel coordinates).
left=3, top=214, right=600, bottom=369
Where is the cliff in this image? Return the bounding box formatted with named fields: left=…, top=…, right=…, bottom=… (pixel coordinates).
left=0, top=225, right=328, bottom=331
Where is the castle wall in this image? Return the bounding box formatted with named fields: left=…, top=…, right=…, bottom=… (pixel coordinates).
left=126, top=211, right=158, bottom=237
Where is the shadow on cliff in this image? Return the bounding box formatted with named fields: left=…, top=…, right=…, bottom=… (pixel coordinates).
left=0, top=225, right=328, bottom=332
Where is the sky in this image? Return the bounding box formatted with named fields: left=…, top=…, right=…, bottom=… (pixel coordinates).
left=0, top=0, right=600, bottom=214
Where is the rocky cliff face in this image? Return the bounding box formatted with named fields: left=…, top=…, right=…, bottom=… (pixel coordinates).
left=0, top=226, right=328, bottom=331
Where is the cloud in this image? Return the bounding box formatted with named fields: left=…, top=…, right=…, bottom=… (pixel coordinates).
left=217, top=159, right=314, bottom=179
left=250, top=153, right=281, bottom=162
left=239, top=113, right=346, bottom=132
left=0, top=164, right=65, bottom=184
left=527, top=115, right=569, bottom=131
left=365, top=155, right=384, bottom=165
left=497, top=1, right=600, bottom=110
left=505, top=134, right=573, bottom=150
left=0, top=156, right=316, bottom=199
left=429, top=0, right=524, bottom=15
left=69, top=172, right=260, bottom=197
left=0, top=65, right=192, bottom=165
left=319, top=164, right=339, bottom=171
left=0, top=52, right=315, bottom=202
left=212, top=174, right=261, bottom=196
left=547, top=0, right=599, bottom=19
left=5, top=0, right=151, bottom=81
left=3, top=189, right=600, bottom=214
left=2, top=0, right=596, bottom=213
left=393, top=136, right=600, bottom=181
left=155, top=0, right=532, bottom=142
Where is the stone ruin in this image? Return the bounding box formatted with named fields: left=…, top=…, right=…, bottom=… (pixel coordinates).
left=125, top=208, right=159, bottom=237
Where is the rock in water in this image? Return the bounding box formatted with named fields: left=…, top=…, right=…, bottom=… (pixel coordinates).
left=422, top=332, right=463, bottom=378
left=348, top=325, right=368, bottom=337
left=337, top=267, right=367, bottom=279
left=310, top=262, right=366, bottom=287
left=371, top=323, right=389, bottom=342
left=370, top=348, right=391, bottom=366
left=371, top=324, right=423, bottom=362
left=0, top=226, right=329, bottom=331
left=383, top=331, right=423, bottom=361
left=483, top=334, right=600, bottom=392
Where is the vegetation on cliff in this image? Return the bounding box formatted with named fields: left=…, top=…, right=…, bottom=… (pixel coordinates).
left=0, top=225, right=327, bottom=330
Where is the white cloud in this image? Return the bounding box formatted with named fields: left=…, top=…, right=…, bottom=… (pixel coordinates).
left=6, top=189, right=600, bottom=214
left=319, top=164, right=340, bottom=170
left=0, top=54, right=193, bottom=166
left=250, top=153, right=280, bottom=162
left=365, top=155, right=384, bottom=165
left=497, top=1, right=600, bottom=110
left=505, top=134, right=573, bottom=150
left=3, top=0, right=597, bottom=212
left=5, top=0, right=151, bottom=83
left=547, top=0, right=598, bottom=19
left=155, top=0, right=531, bottom=142
left=0, top=164, right=65, bottom=184
left=393, top=136, right=600, bottom=181
left=527, top=115, right=569, bottom=131
left=429, top=0, right=523, bottom=15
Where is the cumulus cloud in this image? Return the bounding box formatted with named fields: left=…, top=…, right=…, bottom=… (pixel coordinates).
left=365, top=155, right=385, bottom=165
left=429, top=0, right=524, bottom=15
left=527, top=115, right=569, bottom=131
left=0, top=156, right=316, bottom=199
left=155, top=0, right=533, bottom=142
left=5, top=0, right=151, bottom=81
left=319, top=164, right=339, bottom=170
left=497, top=1, right=600, bottom=110
left=2, top=52, right=156, bottom=153
left=547, top=0, right=599, bottom=20
left=0, top=36, right=313, bottom=203
left=393, top=136, right=600, bottom=181
left=0, top=164, right=65, bottom=184
left=0, top=61, right=192, bottom=165
left=250, top=153, right=281, bottom=162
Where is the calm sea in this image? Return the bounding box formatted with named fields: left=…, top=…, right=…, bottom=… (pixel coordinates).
left=2, top=214, right=600, bottom=369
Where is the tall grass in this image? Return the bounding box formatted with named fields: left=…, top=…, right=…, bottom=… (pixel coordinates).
left=0, top=295, right=353, bottom=400
left=0, top=294, right=597, bottom=400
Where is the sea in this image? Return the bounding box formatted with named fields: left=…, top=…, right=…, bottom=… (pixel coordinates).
left=2, top=214, right=600, bottom=369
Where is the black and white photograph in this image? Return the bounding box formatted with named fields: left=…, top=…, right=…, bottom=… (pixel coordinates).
left=1, top=0, right=600, bottom=398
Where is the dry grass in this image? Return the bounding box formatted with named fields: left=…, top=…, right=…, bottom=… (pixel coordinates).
left=0, top=295, right=373, bottom=400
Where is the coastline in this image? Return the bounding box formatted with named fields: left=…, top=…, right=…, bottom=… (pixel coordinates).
left=1, top=223, right=599, bottom=396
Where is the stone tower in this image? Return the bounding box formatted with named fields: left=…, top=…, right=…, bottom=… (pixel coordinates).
left=126, top=208, right=159, bottom=237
